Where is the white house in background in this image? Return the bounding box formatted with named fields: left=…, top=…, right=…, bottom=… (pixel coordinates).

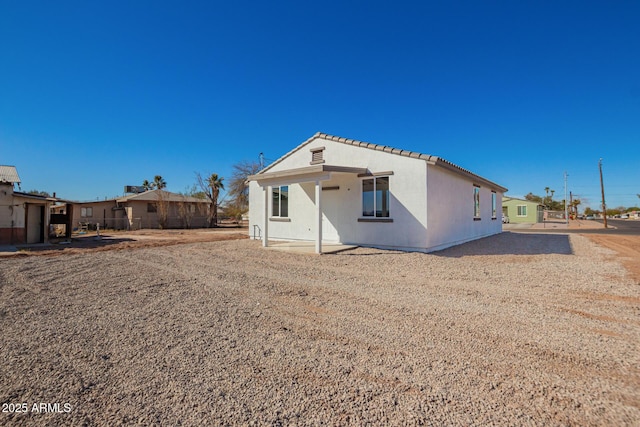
left=248, top=132, right=508, bottom=254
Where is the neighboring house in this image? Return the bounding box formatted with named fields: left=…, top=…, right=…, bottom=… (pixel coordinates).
left=248, top=132, right=507, bottom=253
left=502, top=196, right=544, bottom=223
left=0, top=166, right=54, bottom=245
left=61, top=189, right=210, bottom=230
left=627, top=210, right=639, bottom=219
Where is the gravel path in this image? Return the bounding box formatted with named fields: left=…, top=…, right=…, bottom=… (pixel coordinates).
left=1, top=233, right=638, bottom=425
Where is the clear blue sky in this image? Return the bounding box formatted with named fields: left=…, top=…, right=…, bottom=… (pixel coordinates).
left=2, top=1, right=639, bottom=210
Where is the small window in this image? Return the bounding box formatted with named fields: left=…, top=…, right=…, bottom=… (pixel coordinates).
left=147, top=203, right=157, bottom=213
left=517, top=205, right=527, bottom=216
left=491, top=192, right=497, bottom=219
left=362, top=177, right=390, bottom=217
left=80, top=207, right=93, bottom=217
left=473, top=186, right=480, bottom=219
left=272, top=186, right=289, bottom=217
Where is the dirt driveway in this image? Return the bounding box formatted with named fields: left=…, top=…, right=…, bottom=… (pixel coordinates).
left=1, top=228, right=248, bottom=257
left=584, top=234, right=640, bottom=283
left=1, top=232, right=638, bottom=425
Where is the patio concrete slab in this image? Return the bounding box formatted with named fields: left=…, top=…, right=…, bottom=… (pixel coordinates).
left=267, top=241, right=357, bottom=254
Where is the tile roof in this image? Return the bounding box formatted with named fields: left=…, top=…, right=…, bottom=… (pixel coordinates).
left=259, top=132, right=508, bottom=192
left=0, top=165, right=21, bottom=184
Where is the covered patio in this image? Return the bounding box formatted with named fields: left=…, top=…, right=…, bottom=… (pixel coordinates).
left=249, top=164, right=367, bottom=254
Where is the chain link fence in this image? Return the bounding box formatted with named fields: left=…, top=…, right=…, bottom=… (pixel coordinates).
left=73, top=216, right=222, bottom=233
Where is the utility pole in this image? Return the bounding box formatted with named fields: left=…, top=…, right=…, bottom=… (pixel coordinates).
left=599, top=158, right=607, bottom=228
left=564, top=172, right=569, bottom=225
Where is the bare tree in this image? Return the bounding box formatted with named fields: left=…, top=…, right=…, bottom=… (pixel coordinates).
left=227, top=160, right=261, bottom=220
left=154, top=190, right=169, bottom=229
left=177, top=194, right=195, bottom=229
left=196, top=172, right=225, bottom=227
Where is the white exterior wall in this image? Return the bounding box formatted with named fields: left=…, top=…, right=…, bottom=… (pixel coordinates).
left=249, top=136, right=429, bottom=250
left=426, top=166, right=502, bottom=251
left=249, top=134, right=504, bottom=252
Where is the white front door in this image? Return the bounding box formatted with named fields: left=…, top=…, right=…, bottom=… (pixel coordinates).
left=321, top=189, right=339, bottom=242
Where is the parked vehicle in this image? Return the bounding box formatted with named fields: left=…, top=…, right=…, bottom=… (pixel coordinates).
left=502, top=215, right=510, bottom=224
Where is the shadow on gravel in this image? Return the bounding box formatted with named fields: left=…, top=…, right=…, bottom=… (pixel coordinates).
left=433, top=232, right=573, bottom=257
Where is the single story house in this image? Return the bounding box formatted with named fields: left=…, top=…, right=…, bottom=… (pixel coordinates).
left=248, top=132, right=508, bottom=253
left=0, top=166, right=55, bottom=245
left=60, top=189, right=210, bottom=231
left=502, top=196, right=544, bottom=223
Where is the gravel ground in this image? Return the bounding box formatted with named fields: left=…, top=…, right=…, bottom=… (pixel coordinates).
left=1, top=233, right=639, bottom=426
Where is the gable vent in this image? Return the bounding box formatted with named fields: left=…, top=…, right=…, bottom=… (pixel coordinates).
left=310, top=147, right=325, bottom=165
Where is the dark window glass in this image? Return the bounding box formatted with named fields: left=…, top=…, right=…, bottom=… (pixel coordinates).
left=362, top=179, right=374, bottom=216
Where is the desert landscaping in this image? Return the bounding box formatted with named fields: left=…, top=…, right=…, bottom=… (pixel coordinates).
left=1, top=230, right=639, bottom=425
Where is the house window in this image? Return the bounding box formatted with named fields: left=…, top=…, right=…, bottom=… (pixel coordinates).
left=80, top=207, right=93, bottom=217
left=517, top=205, right=527, bottom=216
left=362, top=177, right=390, bottom=217
left=147, top=203, right=157, bottom=213
left=272, top=185, right=289, bottom=217
left=491, top=192, right=497, bottom=219
left=473, top=186, right=480, bottom=219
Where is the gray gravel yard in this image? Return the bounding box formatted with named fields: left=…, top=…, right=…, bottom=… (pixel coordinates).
left=1, top=233, right=639, bottom=425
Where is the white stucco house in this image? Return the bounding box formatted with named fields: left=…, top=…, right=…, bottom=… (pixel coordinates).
left=248, top=132, right=507, bottom=254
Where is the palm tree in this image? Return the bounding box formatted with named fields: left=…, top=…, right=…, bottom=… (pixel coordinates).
left=208, top=173, right=224, bottom=227
left=153, top=175, right=167, bottom=190
left=196, top=172, right=225, bottom=227
left=142, top=179, right=153, bottom=191
left=571, top=199, right=581, bottom=218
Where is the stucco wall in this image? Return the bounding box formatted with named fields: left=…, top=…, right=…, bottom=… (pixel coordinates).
left=0, top=184, right=25, bottom=244
left=426, top=166, right=503, bottom=251
left=0, top=184, right=22, bottom=228
left=71, top=201, right=119, bottom=229
left=1, top=185, right=51, bottom=245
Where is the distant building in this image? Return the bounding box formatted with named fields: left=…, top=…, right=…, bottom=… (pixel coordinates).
left=0, top=166, right=54, bottom=245
left=59, top=189, right=210, bottom=231
left=503, top=196, right=544, bottom=223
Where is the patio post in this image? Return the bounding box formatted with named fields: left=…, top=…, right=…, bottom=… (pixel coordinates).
left=315, top=179, right=322, bottom=254
left=262, top=185, right=269, bottom=247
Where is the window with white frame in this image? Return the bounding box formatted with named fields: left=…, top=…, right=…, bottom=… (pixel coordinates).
left=81, top=207, right=93, bottom=217
left=491, top=191, right=497, bottom=219
left=362, top=177, right=390, bottom=217
left=517, top=205, right=527, bottom=216
left=272, top=185, right=289, bottom=217
left=473, top=185, right=480, bottom=219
